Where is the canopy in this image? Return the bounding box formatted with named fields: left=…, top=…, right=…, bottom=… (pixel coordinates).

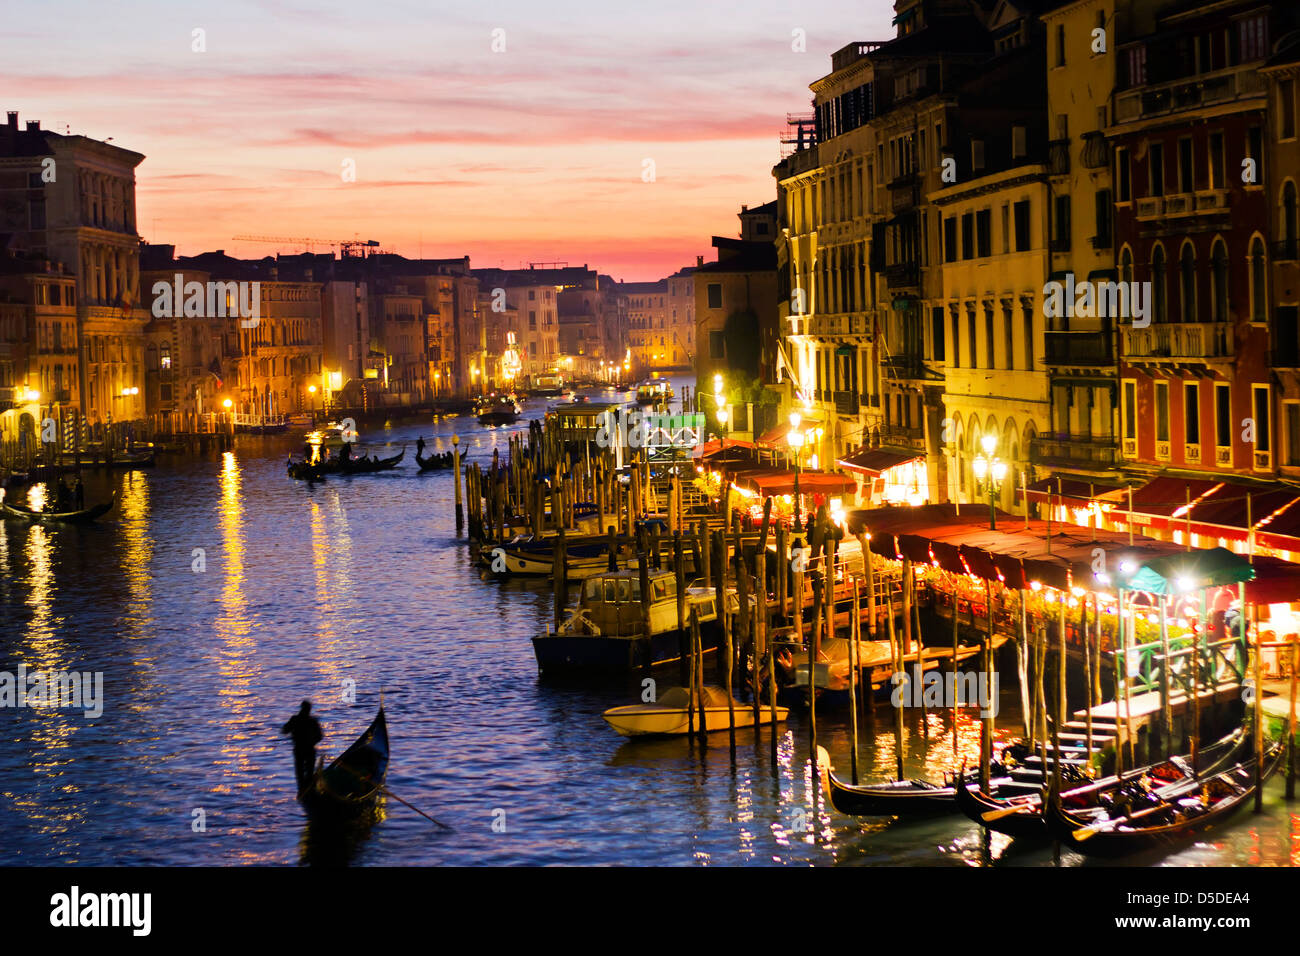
left=734, top=470, right=856, bottom=498
left=837, top=447, right=922, bottom=475
left=1125, top=547, right=1255, bottom=595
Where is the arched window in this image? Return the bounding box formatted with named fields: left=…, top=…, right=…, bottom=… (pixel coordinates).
left=1211, top=239, right=1229, bottom=322
left=1120, top=247, right=1134, bottom=287
left=1151, top=245, right=1167, bottom=323
left=1180, top=244, right=1196, bottom=322
left=1251, top=237, right=1268, bottom=322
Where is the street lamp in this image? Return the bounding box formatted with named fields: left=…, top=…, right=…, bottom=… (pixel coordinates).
left=971, top=433, right=1008, bottom=530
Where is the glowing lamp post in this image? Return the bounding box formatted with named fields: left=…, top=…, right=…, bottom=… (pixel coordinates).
left=971, top=433, right=1008, bottom=531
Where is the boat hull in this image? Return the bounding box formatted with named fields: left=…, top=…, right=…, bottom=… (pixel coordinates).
left=299, top=708, right=389, bottom=823
left=604, top=704, right=788, bottom=736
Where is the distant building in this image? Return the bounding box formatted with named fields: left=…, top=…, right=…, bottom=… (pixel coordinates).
left=695, top=202, right=778, bottom=434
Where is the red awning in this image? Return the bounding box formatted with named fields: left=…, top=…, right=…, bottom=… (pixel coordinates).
left=1191, top=484, right=1300, bottom=530
left=734, top=470, right=856, bottom=497
left=1243, top=555, right=1300, bottom=605
left=1125, top=477, right=1220, bottom=517
left=897, top=533, right=931, bottom=564
left=757, top=422, right=793, bottom=447
left=837, top=447, right=922, bottom=475
left=930, top=539, right=967, bottom=576
left=694, top=437, right=756, bottom=460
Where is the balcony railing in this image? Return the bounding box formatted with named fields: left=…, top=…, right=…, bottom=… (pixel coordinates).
left=1275, top=239, right=1299, bottom=262
left=1115, top=66, right=1267, bottom=123
left=883, top=262, right=919, bottom=287
left=1123, top=322, right=1233, bottom=362
left=833, top=390, right=859, bottom=416
left=1030, top=434, right=1119, bottom=468
left=1136, top=197, right=1164, bottom=220
left=1081, top=131, right=1109, bottom=169
left=1049, top=235, right=1071, bottom=253
left=1045, top=330, right=1115, bottom=366
left=882, top=352, right=927, bottom=381
left=880, top=424, right=926, bottom=452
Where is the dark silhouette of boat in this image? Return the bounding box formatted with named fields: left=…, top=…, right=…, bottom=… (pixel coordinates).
left=1, top=496, right=114, bottom=525
left=287, top=448, right=405, bottom=480
left=299, top=708, right=389, bottom=823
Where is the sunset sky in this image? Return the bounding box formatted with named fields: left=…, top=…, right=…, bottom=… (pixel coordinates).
left=6, top=0, right=896, bottom=280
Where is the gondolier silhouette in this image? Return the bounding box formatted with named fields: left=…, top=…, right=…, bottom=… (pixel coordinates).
left=281, top=700, right=323, bottom=792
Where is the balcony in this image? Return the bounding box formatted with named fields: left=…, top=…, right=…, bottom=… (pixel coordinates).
left=1048, top=139, right=1071, bottom=176
left=1123, top=322, right=1234, bottom=368
left=831, top=40, right=885, bottom=72
left=1044, top=330, right=1114, bottom=366
left=1049, top=235, right=1071, bottom=253
left=806, top=313, right=871, bottom=338
left=883, top=262, right=919, bottom=288
left=881, top=352, right=936, bottom=383
left=1275, top=239, right=1299, bottom=262
left=1030, top=434, right=1119, bottom=468
left=833, top=390, right=859, bottom=416
left=880, top=423, right=926, bottom=452
left=1081, top=131, right=1109, bottom=170
left=1135, top=197, right=1164, bottom=220
left=1114, top=65, right=1267, bottom=124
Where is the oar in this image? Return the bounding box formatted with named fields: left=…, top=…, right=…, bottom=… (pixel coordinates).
left=981, top=799, right=1039, bottom=823
left=1071, top=798, right=1176, bottom=841
left=380, top=786, right=454, bottom=830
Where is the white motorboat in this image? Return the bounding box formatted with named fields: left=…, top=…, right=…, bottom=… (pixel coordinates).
left=603, top=685, right=789, bottom=736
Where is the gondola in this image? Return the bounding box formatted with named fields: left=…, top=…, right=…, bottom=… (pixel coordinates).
left=286, top=448, right=405, bottom=480
left=299, top=708, right=389, bottom=823
left=415, top=450, right=456, bottom=472
left=1044, top=738, right=1284, bottom=857
left=1, top=497, right=114, bottom=525
left=956, top=728, right=1248, bottom=841
left=820, top=749, right=1022, bottom=817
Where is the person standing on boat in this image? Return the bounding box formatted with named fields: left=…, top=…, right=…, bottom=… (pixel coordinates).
left=73, top=476, right=85, bottom=510
left=416, top=436, right=426, bottom=458
left=281, top=700, right=323, bottom=792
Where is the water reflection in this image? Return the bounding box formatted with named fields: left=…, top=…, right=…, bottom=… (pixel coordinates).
left=214, top=451, right=260, bottom=791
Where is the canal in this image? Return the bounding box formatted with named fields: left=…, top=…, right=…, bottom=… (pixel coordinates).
left=1, top=377, right=1296, bottom=866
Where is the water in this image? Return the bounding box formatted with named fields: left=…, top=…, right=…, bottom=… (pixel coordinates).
left=2, top=375, right=1297, bottom=866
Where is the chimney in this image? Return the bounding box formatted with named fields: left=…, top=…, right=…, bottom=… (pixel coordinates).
left=25, top=120, right=39, bottom=132
left=696, top=255, right=704, bottom=267
left=7, top=112, right=16, bottom=130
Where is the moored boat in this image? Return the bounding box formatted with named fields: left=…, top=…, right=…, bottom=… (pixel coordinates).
left=603, top=685, right=788, bottom=736
left=531, top=568, right=722, bottom=677
left=819, top=747, right=1022, bottom=817
left=1043, top=737, right=1285, bottom=857
left=956, top=728, right=1249, bottom=841
left=299, top=707, right=389, bottom=823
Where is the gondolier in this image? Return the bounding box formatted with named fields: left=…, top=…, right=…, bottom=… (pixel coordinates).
left=281, top=700, right=323, bottom=792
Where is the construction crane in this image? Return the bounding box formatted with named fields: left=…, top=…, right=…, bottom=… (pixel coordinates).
left=231, top=235, right=381, bottom=257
